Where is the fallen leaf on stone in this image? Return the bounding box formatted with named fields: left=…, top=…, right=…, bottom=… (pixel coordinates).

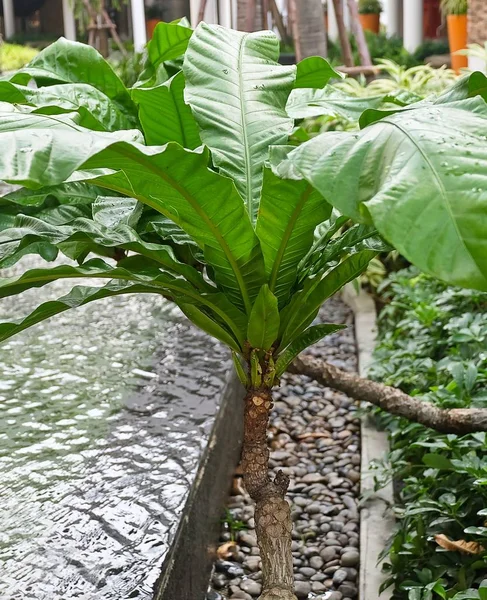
left=232, top=476, right=246, bottom=496
left=434, top=534, right=484, bottom=554
left=217, top=541, right=237, bottom=559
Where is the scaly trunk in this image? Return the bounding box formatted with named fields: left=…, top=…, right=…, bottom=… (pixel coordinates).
left=241, top=387, right=297, bottom=600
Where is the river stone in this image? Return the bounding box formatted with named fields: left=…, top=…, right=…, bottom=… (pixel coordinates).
left=239, top=533, right=257, bottom=548
left=339, top=582, right=358, bottom=597
left=230, top=593, right=252, bottom=600
left=294, top=581, right=312, bottom=598
left=216, top=560, right=245, bottom=578
left=309, top=555, right=324, bottom=570
left=341, top=550, right=360, bottom=567
left=240, top=579, right=262, bottom=596
left=333, top=569, right=348, bottom=586
left=320, top=547, right=337, bottom=562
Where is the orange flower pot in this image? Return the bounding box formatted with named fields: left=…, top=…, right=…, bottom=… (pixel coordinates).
left=359, top=13, right=380, bottom=34
left=146, top=18, right=161, bottom=39
left=447, top=14, right=468, bottom=73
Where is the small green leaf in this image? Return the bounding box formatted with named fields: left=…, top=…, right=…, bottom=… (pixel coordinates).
left=232, top=351, right=248, bottom=386
left=247, top=285, right=280, bottom=350
left=148, top=21, right=193, bottom=68
left=92, top=196, right=142, bottom=229
left=275, top=323, right=346, bottom=377
left=179, top=303, right=241, bottom=352
left=422, top=454, right=454, bottom=470
left=295, top=56, right=342, bottom=89
left=250, top=350, right=262, bottom=387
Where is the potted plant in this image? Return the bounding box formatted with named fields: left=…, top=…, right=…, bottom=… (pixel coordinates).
left=146, top=4, right=164, bottom=39
left=358, top=0, right=382, bottom=34
left=440, top=0, right=468, bottom=72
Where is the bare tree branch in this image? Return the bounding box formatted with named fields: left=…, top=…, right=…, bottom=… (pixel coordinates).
left=289, top=355, right=487, bottom=434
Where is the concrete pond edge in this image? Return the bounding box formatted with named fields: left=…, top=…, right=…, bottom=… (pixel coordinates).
left=342, top=284, right=394, bottom=600
left=153, top=370, right=244, bottom=600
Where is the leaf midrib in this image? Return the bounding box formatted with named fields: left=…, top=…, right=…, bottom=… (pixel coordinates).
left=383, top=117, right=484, bottom=280
left=105, top=145, right=252, bottom=313
left=237, top=33, right=254, bottom=219
left=268, top=185, right=312, bottom=294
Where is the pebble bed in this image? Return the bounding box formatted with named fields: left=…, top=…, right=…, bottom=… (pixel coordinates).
left=206, top=297, right=360, bottom=600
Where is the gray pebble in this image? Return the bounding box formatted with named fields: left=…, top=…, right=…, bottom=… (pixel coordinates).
left=299, top=567, right=316, bottom=578
left=341, top=550, right=359, bottom=567
left=309, top=556, right=324, bottom=570
left=230, top=592, right=252, bottom=600
left=294, top=581, right=312, bottom=598
left=339, top=583, right=358, bottom=597
left=333, top=569, right=348, bottom=586
left=239, top=533, right=257, bottom=548
left=320, top=547, right=337, bottom=562
left=239, top=579, right=262, bottom=596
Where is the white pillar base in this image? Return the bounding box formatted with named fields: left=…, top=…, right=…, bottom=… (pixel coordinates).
left=403, top=0, right=423, bottom=53
left=327, top=0, right=339, bottom=41
left=131, top=0, right=147, bottom=52
left=62, top=0, right=76, bottom=41
left=469, top=55, right=487, bottom=74
left=384, top=0, right=400, bottom=37
left=2, top=0, right=15, bottom=40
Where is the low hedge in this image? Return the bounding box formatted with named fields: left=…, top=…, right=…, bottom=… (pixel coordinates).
left=370, top=268, right=487, bottom=599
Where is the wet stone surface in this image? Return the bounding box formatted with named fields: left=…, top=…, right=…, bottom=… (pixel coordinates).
left=0, top=258, right=229, bottom=600
left=207, top=297, right=360, bottom=600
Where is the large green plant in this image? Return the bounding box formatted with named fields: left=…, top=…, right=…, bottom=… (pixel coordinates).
left=0, top=21, right=486, bottom=600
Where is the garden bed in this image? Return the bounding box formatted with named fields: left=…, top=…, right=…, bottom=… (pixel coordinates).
left=369, top=269, right=487, bottom=599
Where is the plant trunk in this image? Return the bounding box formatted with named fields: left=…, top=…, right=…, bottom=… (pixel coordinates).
left=290, top=355, right=487, bottom=433
left=241, top=387, right=297, bottom=600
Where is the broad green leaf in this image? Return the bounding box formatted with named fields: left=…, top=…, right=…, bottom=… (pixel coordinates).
left=301, top=224, right=390, bottom=282
left=0, top=81, right=137, bottom=131
left=289, top=98, right=487, bottom=291
left=256, top=167, right=331, bottom=304
left=0, top=280, right=164, bottom=343
left=148, top=21, right=193, bottom=68
left=10, top=38, right=135, bottom=114
left=183, top=23, right=296, bottom=220
left=275, top=323, right=346, bottom=376
left=0, top=215, right=207, bottom=288
left=295, top=56, right=342, bottom=89
left=92, top=196, right=142, bottom=229
left=0, top=258, right=247, bottom=344
left=286, top=85, right=385, bottom=121
left=435, top=71, right=487, bottom=105
left=247, top=284, right=280, bottom=350
left=422, top=454, right=454, bottom=470
left=1, top=182, right=104, bottom=207
left=279, top=250, right=376, bottom=348
left=132, top=72, right=201, bottom=147
left=179, top=303, right=241, bottom=352
left=0, top=112, right=265, bottom=311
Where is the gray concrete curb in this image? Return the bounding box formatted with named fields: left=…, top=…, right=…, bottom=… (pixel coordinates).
left=153, top=370, right=244, bottom=600
left=342, top=284, right=394, bottom=600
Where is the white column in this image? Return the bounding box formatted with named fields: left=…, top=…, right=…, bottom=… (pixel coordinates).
left=469, top=55, right=487, bottom=74
left=219, top=0, right=233, bottom=27
left=403, top=0, right=423, bottom=53
left=131, top=0, right=147, bottom=52
left=327, top=0, right=339, bottom=40
left=343, top=0, right=350, bottom=30
left=383, top=0, right=400, bottom=36
left=2, top=0, right=15, bottom=40
left=190, top=0, right=218, bottom=26
left=62, top=0, right=76, bottom=41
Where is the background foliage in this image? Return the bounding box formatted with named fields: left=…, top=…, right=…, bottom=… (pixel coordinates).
left=370, top=268, right=487, bottom=599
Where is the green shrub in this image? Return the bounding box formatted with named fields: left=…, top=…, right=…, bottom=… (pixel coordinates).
left=413, top=38, right=451, bottom=63
left=370, top=268, right=487, bottom=598
left=440, top=0, right=468, bottom=16
left=358, top=0, right=383, bottom=14
left=0, top=43, right=39, bottom=72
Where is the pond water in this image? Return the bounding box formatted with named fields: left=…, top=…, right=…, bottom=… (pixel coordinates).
left=0, top=259, right=229, bottom=599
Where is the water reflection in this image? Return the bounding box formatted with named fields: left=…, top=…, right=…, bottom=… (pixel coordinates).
left=0, top=258, right=229, bottom=599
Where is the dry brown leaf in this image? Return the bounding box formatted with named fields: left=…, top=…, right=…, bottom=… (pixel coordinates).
left=231, top=476, right=246, bottom=496
left=217, top=541, right=237, bottom=560
left=434, top=534, right=484, bottom=555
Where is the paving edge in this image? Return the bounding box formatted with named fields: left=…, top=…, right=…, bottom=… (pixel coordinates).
left=342, top=284, right=394, bottom=600
left=153, top=369, right=244, bottom=600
